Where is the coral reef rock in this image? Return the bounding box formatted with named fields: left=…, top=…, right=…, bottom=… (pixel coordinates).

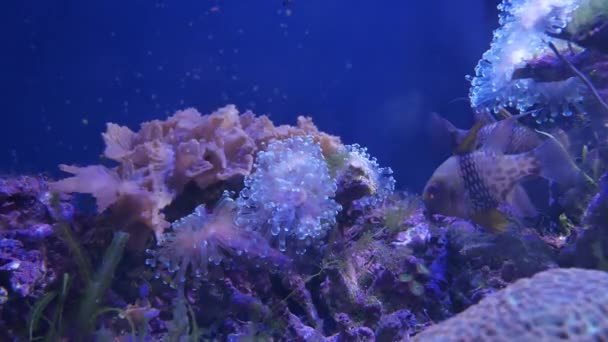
left=413, top=268, right=608, bottom=341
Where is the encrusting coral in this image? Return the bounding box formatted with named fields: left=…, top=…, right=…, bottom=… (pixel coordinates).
left=49, top=105, right=342, bottom=245
left=413, top=268, right=608, bottom=341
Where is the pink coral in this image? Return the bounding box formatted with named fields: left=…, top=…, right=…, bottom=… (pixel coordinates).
left=102, top=106, right=256, bottom=193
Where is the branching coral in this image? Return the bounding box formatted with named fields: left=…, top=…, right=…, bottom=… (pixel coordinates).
left=236, top=136, right=341, bottom=252
left=468, top=0, right=589, bottom=122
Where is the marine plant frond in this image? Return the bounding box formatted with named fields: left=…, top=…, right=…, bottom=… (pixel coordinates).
left=53, top=219, right=92, bottom=285
left=547, top=41, right=608, bottom=113
left=77, top=231, right=130, bottom=340
left=27, top=291, right=57, bottom=341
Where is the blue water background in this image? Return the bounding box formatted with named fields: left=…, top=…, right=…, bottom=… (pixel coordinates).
left=1, top=1, right=497, bottom=192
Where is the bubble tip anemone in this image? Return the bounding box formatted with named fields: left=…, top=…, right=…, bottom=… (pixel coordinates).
left=236, top=136, right=341, bottom=252
left=469, top=0, right=588, bottom=123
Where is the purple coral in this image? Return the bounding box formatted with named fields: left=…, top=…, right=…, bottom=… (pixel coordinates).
left=236, top=136, right=341, bottom=252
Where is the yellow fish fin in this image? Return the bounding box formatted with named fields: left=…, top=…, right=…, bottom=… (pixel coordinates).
left=497, top=107, right=513, bottom=119
left=471, top=208, right=510, bottom=233
left=455, top=120, right=484, bottom=155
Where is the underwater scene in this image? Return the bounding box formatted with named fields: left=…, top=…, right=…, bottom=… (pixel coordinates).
left=2, top=0, right=608, bottom=340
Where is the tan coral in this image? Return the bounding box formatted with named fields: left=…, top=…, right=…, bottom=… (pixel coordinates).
left=50, top=164, right=126, bottom=213
left=102, top=123, right=136, bottom=161
left=171, top=106, right=256, bottom=191
left=49, top=164, right=171, bottom=241
left=240, top=112, right=343, bottom=156
left=291, top=116, right=343, bottom=156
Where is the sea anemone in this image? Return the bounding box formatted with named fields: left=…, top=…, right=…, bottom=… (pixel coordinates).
left=342, top=144, right=395, bottom=208
left=235, top=136, right=341, bottom=253
left=468, top=0, right=588, bottom=123
left=146, top=193, right=264, bottom=283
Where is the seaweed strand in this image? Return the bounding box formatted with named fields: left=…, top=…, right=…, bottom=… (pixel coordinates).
left=76, top=231, right=129, bottom=340
left=548, top=41, right=608, bottom=113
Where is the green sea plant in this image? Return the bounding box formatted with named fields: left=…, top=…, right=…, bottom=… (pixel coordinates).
left=54, top=222, right=92, bottom=286
left=77, top=231, right=129, bottom=340
left=165, top=293, right=200, bottom=342
left=27, top=217, right=130, bottom=341
left=27, top=273, right=71, bottom=342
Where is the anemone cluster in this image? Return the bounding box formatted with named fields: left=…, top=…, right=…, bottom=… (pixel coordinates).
left=345, top=144, right=396, bottom=208
left=146, top=195, right=237, bottom=284
left=468, top=0, right=587, bottom=123
left=236, top=136, right=342, bottom=252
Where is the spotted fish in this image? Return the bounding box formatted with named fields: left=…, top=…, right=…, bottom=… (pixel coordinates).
left=422, top=118, right=583, bottom=232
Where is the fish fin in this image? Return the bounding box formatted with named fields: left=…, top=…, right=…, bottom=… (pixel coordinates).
left=473, top=108, right=497, bottom=124
left=532, top=131, right=587, bottom=186
left=548, top=128, right=571, bottom=151
left=481, top=120, right=513, bottom=154
left=429, top=112, right=468, bottom=148
left=506, top=185, right=538, bottom=218
left=497, top=107, right=513, bottom=119
left=455, top=121, right=484, bottom=155
left=480, top=113, right=534, bottom=154
left=471, top=208, right=510, bottom=233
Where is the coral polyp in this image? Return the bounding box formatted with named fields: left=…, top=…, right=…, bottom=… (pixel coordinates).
left=236, top=136, right=341, bottom=252
left=146, top=194, right=240, bottom=283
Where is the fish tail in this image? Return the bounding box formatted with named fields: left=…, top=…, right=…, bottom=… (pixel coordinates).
left=506, top=185, right=538, bottom=218
left=532, top=133, right=586, bottom=187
